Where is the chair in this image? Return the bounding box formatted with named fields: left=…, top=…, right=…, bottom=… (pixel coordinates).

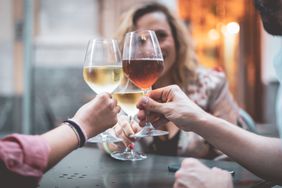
left=0, top=99, right=12, bottom=132
left=238, top=109, right=257, bottom=133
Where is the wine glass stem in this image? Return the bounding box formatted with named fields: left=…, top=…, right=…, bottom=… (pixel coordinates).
left=127, top=116, right=136, bottom=156
left=101, top=133, right=106, bottom=141
left=130, top=148, right=134, bottom=156
left=125, top=147, right=130, bottom=152
left=143, top=89, right=153, bottom=129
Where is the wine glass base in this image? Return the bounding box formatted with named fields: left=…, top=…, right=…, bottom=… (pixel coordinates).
left=130, top=127, right=168, bottom=138
left=87, top=133, right=122, bottom=143
left=111, top=151, right=147, bottom=161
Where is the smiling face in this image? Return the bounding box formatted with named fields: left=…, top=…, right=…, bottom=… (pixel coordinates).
left=135, top=12, right=176, bottom=77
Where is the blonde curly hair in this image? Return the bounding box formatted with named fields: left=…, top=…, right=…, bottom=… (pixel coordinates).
left=116, top=2, right=199, bottom=89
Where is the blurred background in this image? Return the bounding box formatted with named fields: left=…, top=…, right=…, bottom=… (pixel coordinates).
left=0, top=0, right=280, bottom=137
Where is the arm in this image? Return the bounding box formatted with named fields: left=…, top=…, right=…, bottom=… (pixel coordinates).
left=0, top=93, right=120, bottom=185
left=195, top=114, right=282, bottom=183
left=41, top=124, right=81, bottom=169
left=174, top=158, right=233, bottom=188
left=42, top=93, right=120, bottom=169
left=137, top=85, right=282, bottom=183
left=204, top=72, right=242, bottom=159
left=0, top=134, right=49, bottom=187
left=179, top=71, right=241, bottom=159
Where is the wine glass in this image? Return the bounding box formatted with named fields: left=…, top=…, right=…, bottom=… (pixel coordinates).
left=111, top=76, right=147, bottom=161
left=83, top=38, right=123, bottom=143
left=122, top=30, right=168, bottom=138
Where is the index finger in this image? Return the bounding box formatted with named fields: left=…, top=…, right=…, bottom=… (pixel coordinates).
left=147, top=87, right=168, bottom=101
left=136, top=87, right=170, bottom=110
left=149, top=85, right=177, bottom=103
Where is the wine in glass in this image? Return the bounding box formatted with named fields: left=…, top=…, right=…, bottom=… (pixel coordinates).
left=122, top=30, right=168, bottom=138
left=111, top=77, right=147, bottom=161
left=83, top=38, right=123, bottom=143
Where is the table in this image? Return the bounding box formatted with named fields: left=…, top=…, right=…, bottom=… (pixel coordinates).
left=39, top=145, right=263, bottom=188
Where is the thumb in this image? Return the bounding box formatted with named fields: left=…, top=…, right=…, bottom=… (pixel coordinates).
left=137, top=96, right=166, bottom=114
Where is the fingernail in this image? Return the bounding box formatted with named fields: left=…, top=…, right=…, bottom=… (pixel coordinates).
left=128, top=143, right=135, bottom=150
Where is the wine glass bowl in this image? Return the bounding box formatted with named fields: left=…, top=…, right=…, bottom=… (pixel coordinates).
left=83, top=65, right=123, bottom=94
left=83, top=38, right=123, bottom=143
left=122, top=59, right=163, bottom=91
left=122, top=30, right=164, bottom=90
left=122, top=30, right=168, bottom=138
left=83, top=39, right=123, bottom=94
left=112, top=91, right=143, bottom=118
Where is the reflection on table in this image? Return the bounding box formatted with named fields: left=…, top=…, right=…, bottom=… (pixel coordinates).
left=40, top=144, right=262, bottom=188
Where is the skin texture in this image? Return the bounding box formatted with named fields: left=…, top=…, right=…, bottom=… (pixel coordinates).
left=173, top=158, right=233, bottom=188
left=42, top=93, right=120, bottom=169
left=137, top=85, right=282, bottom=184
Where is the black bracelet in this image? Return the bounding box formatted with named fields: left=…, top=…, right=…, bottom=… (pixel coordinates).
left=64, top=120, right=86, bottom=147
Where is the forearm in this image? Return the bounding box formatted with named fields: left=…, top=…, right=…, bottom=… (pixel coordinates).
left=193, top=114, right=282, bottom=183
left=41, top=124, right=78, bottom=170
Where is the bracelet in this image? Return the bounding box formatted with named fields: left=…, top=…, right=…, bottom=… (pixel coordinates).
left=67, top=124, right=81, bottom=148
left=63, top=120, right=87, bottom=147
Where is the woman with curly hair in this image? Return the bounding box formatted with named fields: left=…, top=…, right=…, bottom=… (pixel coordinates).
left=101, top=2, right=244, bottom=159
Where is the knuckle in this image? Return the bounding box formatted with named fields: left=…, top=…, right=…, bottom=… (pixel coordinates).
left=175, top=169, right=181, bottom=176
left=117, top=106, right=121, bottom=112
left=171, top=85, right=179, bottom=90
left=132, top=122, right=141, bottom=132
left=163, top=107, right=171, bottom=116
left=120, top=121, right=128, bottom=129
left=114, top=125, right=122, bottom=135
left=109, top=100, right=115, bottom=109
left=113, top=117, right=118, bottom=125
left=126, top=127, right=134, bottom=136
left=182, top=158, right=198, bottom=167
left=99, top=93, right=108, bottom=100
left=114, top=106, right=121, bottom=114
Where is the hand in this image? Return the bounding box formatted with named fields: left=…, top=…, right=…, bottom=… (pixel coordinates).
left=113, top=115, right=142, bottom=147
left=137, top=85, right=208, bottom=131
left=71, top=93, right=121, bottom=138
left=174, top=158, right=233, bottom=188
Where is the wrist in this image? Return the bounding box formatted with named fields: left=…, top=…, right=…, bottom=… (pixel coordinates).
left=70, top=117, right=97, bottom=139
left=191, top=112, right=215, bottom=132
left=64, top=119, right=87, bottom=147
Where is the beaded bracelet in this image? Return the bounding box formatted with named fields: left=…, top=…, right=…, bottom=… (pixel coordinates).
left=63, top=120, right=87, bottom=147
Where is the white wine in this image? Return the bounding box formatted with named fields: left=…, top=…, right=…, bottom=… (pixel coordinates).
left=83, top=65, right=122, bottom=94
left=113, top=91, right=144, bottom=117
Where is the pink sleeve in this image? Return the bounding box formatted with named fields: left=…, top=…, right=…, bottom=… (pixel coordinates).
left=0, top=133, right=49, bottom=186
